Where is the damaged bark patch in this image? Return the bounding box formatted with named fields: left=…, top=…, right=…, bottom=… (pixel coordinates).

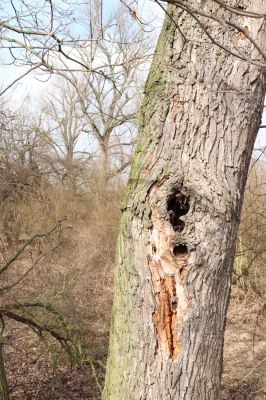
left=148, top=191, right=191, bottom=361
left=167, top=191, right=189, bottom=232
left=152, top=276, right=179, bottom=360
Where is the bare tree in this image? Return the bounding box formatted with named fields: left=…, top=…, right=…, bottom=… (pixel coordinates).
left=1, top=0, right=152, bottom=193
left=0, top=104, right=45, bottom=200
left=103, top=1, right=266, bottom=399
left=40, top=80, right=88, bottom=191
left=0, top=322, right=9, bottom=400
left=53, top=1, right=150, bottom=187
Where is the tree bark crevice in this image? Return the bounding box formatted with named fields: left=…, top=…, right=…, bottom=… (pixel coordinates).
left=103, top=2, right=266, bottom=399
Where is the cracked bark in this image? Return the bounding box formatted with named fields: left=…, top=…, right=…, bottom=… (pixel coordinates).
left=103, top=1, right=266, bottom=399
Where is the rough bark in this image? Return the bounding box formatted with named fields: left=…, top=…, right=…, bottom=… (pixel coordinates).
left=103, top=2, right=266, bottom=399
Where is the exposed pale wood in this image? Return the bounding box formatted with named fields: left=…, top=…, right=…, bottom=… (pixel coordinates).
left=103, top=1, right=266, bottom=399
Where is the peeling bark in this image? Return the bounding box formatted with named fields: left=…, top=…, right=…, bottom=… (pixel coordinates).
left=103, top=1, right=266, bottom=399
left=148, top=196, right=191, bottom=362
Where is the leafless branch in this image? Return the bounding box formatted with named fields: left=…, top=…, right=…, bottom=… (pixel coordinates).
left=0, top=221, right=64, bottom=275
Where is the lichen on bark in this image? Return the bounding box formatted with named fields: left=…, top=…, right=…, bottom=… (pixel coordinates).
left=103, top=1, right=266, bottom=399
left=123, top=5, right=178, bottom=209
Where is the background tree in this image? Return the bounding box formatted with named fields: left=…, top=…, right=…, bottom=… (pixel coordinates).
left=40, top=81, right=87, bottom=192
left=0, top=323, right=9, bottom=400
left=103, top=1, right=266, bottom=399
left=0, top=104, right=44, bottom=202
left=54, top=0, right=149, bottom=188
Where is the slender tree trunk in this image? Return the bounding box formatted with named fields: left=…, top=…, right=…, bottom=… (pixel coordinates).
left=103, top=2, right=266, bottom=399
left=0, top=339, right=9, bottom=400
left=99, top=141, right=110, bottom=191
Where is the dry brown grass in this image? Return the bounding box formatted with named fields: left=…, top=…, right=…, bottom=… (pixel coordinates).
left=234, top=161, right=266, bottom=295
left=222, top=288, right=266, bottom=400
left=1, top=184, right=87, bottom=243
left=0, top=175, right=123, bottom=399
left=223, top=160, right=266, bottom=400
left=1, top=160, right=265, bottom=399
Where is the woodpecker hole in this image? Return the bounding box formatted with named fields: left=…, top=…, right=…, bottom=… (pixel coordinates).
left=173, top=244, right=188, bottom=257
left=167, top=191, right=190, bottom=232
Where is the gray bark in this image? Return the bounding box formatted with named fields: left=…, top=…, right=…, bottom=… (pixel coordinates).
left=103, top=2, right=266, bottom=399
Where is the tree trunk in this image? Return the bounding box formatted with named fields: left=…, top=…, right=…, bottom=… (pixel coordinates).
left=103, top=2, right=266, bottom=399
left=99, top=140, right=110, bottom=193
left=0, top=339, right=9, bottom=400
